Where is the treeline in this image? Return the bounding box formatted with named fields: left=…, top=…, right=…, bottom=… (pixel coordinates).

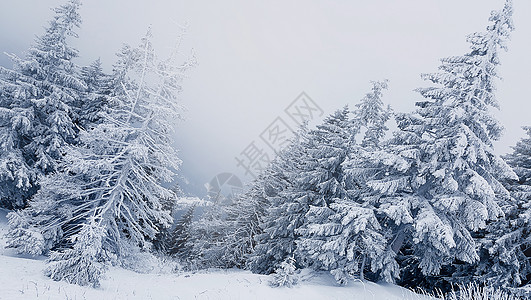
left=174, top=0, right=531, bottom=295
left=1, top=0, right=530, bottom=296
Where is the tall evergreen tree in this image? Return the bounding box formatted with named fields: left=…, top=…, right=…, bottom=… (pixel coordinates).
left=191, top=127, right=310, bottom=270
left=355, top=0, right=516, bottom=287
left=354, top=80, right=392, bottom=149
left=247, top=125, right=309, bottom=274
left=186, top=198, right=227, bottom=269
left=0, top=0, right=85, bottom=209
left=215, top=180, right=270, bottom=268
left=217, top=148, right=303, bottom=270
left=152, top=183, right=182, bottom=254
left=473, top=126, right=531, bottom=289
left=503, top=126, right=531, bottom=287
left=249, top=107, right=357, bottom=275
left=296, top=81, right=394, bottom=284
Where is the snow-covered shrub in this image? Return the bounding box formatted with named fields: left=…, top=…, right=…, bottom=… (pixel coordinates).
left=120, top=243, right=180, bottom=274
left=270, top=257, right=298, bottom=288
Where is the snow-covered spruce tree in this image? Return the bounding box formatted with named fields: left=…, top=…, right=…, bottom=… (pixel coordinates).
left=78, top=59, right=110, bottom=128
left=0, top=0, right=85, bottom=209
left=7, top=59, right=114, bottom=257
left=470, top=126, right=531, bottom=289
left=210, top=181, right=269, bottom=268
left=6, top=166, right=89, bottom=255
left=504, top=126, right=531, bottom=215
left=247, top=125, right=309, bottom=274
left=296, top=81, right=394, bottom=284
left=296, top=199, right=387, bottom=285
left=44, top=220, right=107, bottom=287
left=187, top=156, right=284, bottom=270
left=167, top=205, right=195, bottom=260
left=216, top=153, right=299, bottom=270
left=152, top=183, right=183, bottom=254
left=186, top=198, right=227, bottom=269
left=354, top=80, right=392, bottom=149
left=339, top=82, right=399, bottom=284
left=249, top=107, right=357, bottom=275
left=357, top=0, right=516, bottom=290
left=9, top=29, right=195, bottom=286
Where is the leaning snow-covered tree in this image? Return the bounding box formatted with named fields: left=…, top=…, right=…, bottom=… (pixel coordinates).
left=8, top=29, right=195, bottom=286
left=355, top=0, right=516, bottom=289
left=0, top=0, right=85, bottom=209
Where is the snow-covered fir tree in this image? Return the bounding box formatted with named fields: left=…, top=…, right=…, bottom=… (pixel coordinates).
left=439, top=126, right=531, bottom=293
left=7, top=29, right=195, bottom=286
left=215, top=181, right=270, bottom=268
left=353, top=0, right=516, bottom=289
left=218, top=146, right=306, bottom=269
left=0, top=0, right=85, bottom=209
left=151, top=183, right=182, bottom=254
left=78, top=59, right=109, bottom=127
left=504, top=126, right=531, bottom=211
left=44, top=220, right=107, bottom=287
left=249, top=107, right=357, bottom=275
left=501, top=126, right=531, bottom=289
left=293, top=107, right=355, bottom=268
left=471, top=126, right=531, bottom=289
left=248, top=125, right=309, bottom=274
left=296, top=81, right=394, bottom=284
left=186, top=198, right=227, bottom=269
left=354, top=80, right=392, bottom=149
left=188, top=144, right=299, bottom=270
left=167, top=205, right=195, bottom=260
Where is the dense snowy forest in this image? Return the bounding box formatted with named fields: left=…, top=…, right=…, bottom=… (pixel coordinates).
left=0, top=0, right=530, bottom=298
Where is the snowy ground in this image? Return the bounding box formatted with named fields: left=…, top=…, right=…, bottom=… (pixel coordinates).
left=0, top=209, right=432, bottom=300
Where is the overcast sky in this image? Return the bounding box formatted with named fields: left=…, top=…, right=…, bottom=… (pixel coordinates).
left=1, top=1, right=530, bottom=196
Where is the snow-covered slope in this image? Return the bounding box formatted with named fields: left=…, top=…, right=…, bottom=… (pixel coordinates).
left=0, top=209, right=431, bottom=300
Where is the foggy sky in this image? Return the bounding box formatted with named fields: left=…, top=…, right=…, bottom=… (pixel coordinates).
left=1, top=1, right=530, bottom=196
